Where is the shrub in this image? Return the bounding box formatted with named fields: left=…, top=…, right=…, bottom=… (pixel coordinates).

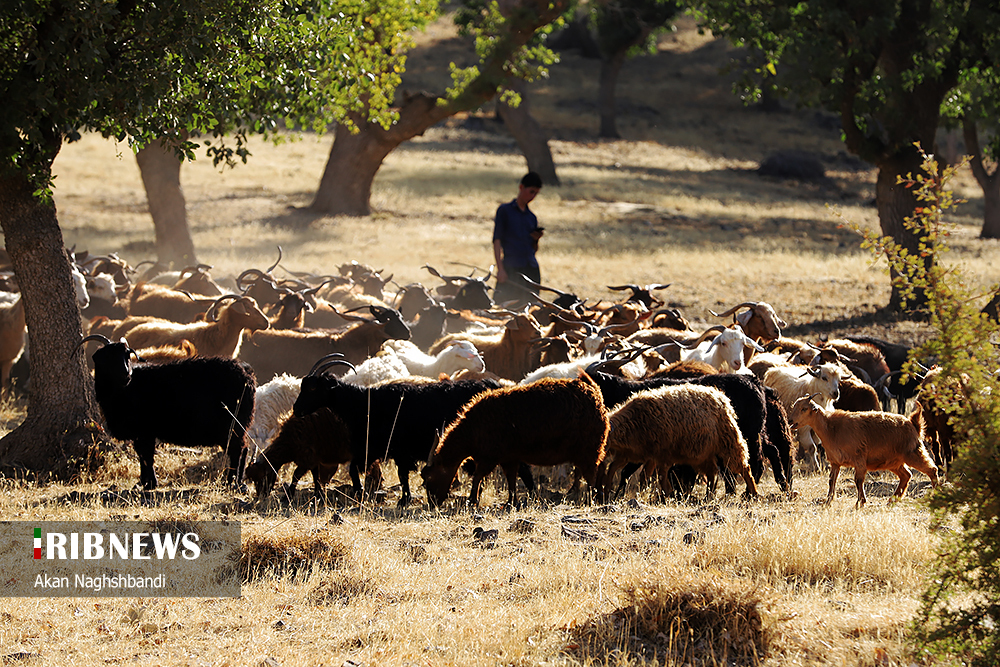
left=850, top=147, right=1000, bottom=666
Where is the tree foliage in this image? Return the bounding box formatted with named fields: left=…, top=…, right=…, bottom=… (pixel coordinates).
left=849, top=149, right=1000, bottom=666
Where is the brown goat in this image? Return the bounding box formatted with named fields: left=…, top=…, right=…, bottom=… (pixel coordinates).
left=789, top=396, right=939, bottom=507
left=123, top=295, right=270, bottom=358
left=598, top=384, right=757, bottom=501
left=430, top=312, right=543, bottom=381
left=420, top=373, right=609, bottom=507
left=245, top=407, right=353, bottom=502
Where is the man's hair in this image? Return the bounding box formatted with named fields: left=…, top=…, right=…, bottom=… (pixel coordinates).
left=520, top=171, right=543, bottom=188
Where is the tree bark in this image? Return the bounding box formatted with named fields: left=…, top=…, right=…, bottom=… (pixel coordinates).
left=496, top=80, right=560, bottom=186
left=311, top=121, right=403, bottom=216
left=598, top=50, right=627, bottom=139
left=962, top=117, right=1000, bottom=240
left=135, top=139, right=198, bottom=266
left=875, top=144, right=930, bottom=313
left=0, top=165, right=108, bottom=480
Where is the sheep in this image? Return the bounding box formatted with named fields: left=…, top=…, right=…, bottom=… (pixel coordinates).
left=295, top=358, right=505, bottom=506
left=123, top=294, right=270, bottom=358
left=340, top=349, right=412, bottom=386
left=430, top=311, right=543, bottom=381
left=788, top=395, right=939, bottom=507
left=763, top=362, right=842, bottom=473
left=420, top=374, right=609, bottom=508
left=244, top=407, right=353, bottom=502
left=586, top=368, right=788, bottom=496
left=599, top=384, right=757, bottom=501
left=0, top=293, right=26, bottom=396
left=74, top=334, right=256, bottom=490
left=237, top=305, right=411, bottom=382
left=245, top=373, right=303, bottom=455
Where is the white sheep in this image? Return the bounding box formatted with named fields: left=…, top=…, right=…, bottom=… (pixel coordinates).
left=341, top=350, right=411, bottom=387
left=520, top=355, right=601, bottom=384
left=245, top=373, right=302, bottom=455
left=763, top=362, right=842, bottom=472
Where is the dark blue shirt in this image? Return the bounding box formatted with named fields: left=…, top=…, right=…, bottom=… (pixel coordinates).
left=493, top=199, right=539, bottom=269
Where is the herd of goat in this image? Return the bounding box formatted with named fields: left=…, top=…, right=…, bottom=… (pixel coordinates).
left=0, top=247, right=956, bottom=508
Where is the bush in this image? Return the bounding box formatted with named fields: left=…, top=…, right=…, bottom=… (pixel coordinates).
left=850, top=148, right=1000, bottom=666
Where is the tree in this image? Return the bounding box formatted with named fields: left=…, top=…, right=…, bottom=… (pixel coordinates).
left=940, top=68, right=1000, bottom=239
left=0, top=0, right=394, bottom=479
left=310, top=0, right=570, bottom=216
left=132, top=0, right=436, bottom=265
left=693, top=0, right=1000, bottom=313
left=592, top=0, right=679, bottom=138
left=851, top=150, right=1000, bottom=667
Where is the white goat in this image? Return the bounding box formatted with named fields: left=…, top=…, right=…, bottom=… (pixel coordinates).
left=669, top=325, right=764, bottom=373
left=383, top=339, right=486, bottom=378
left=763, top=362, right=842, bottom=472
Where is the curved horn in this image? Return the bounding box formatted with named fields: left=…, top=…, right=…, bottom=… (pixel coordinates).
left=72, top=334, right=112, bottom=357
left=236, top=268, right=273, bottom=291
left=265, top=246, right=283, bottom=274
left=313, top=359, right=357, bottom=377
left=206, top=294, right=240, bottom=322
left=709, top=301, right=758, bottom=319
left=306, top=353, right=348, bottom=377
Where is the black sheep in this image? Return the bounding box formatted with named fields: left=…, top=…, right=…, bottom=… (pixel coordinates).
left=76, top=334, right=256, bottom=490
left=294, top=355, right=504, bottom=507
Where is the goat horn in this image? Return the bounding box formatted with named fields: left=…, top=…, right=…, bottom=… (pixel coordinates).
left=306, top=353, right=349, bottom=377
left=313, top=359, right=357, bottom=377
left=206, top=294, right=240, bottom=322
left=265, top=246, right=283, bottom=274
left=72, top=334, right=112, bottom=357
left=709, top=301, right=758, bottom=319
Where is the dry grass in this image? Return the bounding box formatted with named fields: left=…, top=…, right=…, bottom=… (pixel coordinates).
left=0, top=12, right=992, bottom=666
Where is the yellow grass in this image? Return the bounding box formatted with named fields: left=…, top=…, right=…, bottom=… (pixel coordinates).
left=1, top=14, right=993, bottom=666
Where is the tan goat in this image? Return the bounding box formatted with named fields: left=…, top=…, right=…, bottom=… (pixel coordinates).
left=789, top=395, right=939, bottom=508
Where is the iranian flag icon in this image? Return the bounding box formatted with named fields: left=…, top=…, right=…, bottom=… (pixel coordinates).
left=33, top=528, right=41, bottom=559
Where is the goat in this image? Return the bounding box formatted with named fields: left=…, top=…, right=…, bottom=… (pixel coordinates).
left=763, top=362, right=842, bottom=473
left=599, top=383, right=757, bottom=501
left=123, top=295, right=270, bottom=358
left=245, top=407, right=352, bottom=502
left=295, top=357, right=505, bottom=506
left=667, top=325, right=765, bottom=373
left=238, top=305, right=410, bottom=382
left=430, top=311, right=543, bottom=381
left=789, top=395, right=939, bottom=507
left=382, top=339, right=486, bottom=378
left=844, top=335, right=921, bottom=413
left=75, top=334, right=256, bottom=490
left=126, top=282, right=218, bottom=323
left=916, top=366, right=965, bottom=473
left=245, top=373, right=302, bottom=455
left=420, top=373, right=609, bottom=507
left=711, top=301, right=786, bottom=344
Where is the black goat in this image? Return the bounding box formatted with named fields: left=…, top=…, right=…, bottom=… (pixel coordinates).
left=76, top=334, right=256, bottom=490
left=294, top=355, right=504, bottom=507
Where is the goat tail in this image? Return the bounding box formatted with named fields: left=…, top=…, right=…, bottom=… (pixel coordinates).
left=908, top=400, right=925, bottom=441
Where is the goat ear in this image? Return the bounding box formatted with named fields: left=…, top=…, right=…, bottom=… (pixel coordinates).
left=735, top=310, right=753, bottom=327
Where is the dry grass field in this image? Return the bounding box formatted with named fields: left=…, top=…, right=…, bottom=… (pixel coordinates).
left=0, top=11, right=994, bottom=667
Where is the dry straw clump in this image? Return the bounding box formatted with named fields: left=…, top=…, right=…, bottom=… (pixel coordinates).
left=239, top=525, right=349, bottom=581
left=575, top=571, right=770, bottom=666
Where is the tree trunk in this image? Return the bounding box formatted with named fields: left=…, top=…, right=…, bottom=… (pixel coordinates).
left=962, top=117, right=1000, bottom=239
left=311, top=122, right=401, bottom=216
left=135, top=139, right=198, bottom=266
left=875, top=145, right=930, bottom=313
left=496, top=80, right=560, bottom=186
left=0, top=167, right=108, bottom=480
left=598, top=51, right=627, bottom=139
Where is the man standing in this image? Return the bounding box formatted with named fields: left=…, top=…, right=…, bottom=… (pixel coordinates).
left=493, top=171, right=544, bottom=305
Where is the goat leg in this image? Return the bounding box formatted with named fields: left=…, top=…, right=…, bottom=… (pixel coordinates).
left=134, top=438, right=157, bottom=491
left=826, top=464, right=841, bottom=504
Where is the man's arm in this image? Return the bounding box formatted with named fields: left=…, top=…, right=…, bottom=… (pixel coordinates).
left=493, top=239, right=507, bottom=283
